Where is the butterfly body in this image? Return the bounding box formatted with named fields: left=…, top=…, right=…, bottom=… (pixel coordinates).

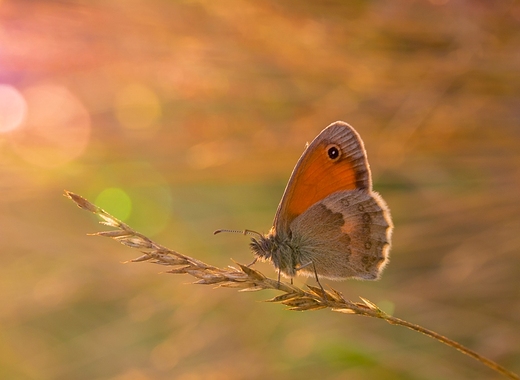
left=250, top=121, right=392, bottom=280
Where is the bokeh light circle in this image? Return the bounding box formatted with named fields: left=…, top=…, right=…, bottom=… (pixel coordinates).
left=10, top=84, right=91, bottom=168
left=95, top=188, right=133, bottom=221
left=0, top=85, right=27, bottom=133
left=92, top=162, right=172, bottom=236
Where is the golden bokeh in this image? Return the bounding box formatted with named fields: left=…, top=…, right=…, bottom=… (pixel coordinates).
left=0, top=1, right=518, bottom=379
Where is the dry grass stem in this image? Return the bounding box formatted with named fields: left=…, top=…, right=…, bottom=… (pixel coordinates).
left=65, top=190, right=519, bottom=380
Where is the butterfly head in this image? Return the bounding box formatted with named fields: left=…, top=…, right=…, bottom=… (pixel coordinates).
left=250, top=228, right=300, bottom=278
left=250, top=229, right=275, bottom=262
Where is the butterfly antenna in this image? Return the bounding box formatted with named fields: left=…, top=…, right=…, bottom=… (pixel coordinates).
left=213, top=229, right=263, bottom=239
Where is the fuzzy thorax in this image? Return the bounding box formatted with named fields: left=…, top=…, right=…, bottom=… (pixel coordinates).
left=250, top=229, right=305, bottom=278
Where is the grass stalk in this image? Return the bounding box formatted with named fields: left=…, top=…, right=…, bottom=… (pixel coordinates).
left=65, top=190, right=518, bottom=380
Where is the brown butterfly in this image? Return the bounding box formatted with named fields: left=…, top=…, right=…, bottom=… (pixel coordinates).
left=219, top=121, right=393, bottom=281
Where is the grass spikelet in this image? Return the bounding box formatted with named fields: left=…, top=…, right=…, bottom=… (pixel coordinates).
left=64, top=190, right=519, bottom=380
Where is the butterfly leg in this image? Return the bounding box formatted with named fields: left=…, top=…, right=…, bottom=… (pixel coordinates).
left=312, top=262, right=327, bottom=300
left=247, top=257, right=258, bottom=267
left=297, top=261, right=327, bottom=300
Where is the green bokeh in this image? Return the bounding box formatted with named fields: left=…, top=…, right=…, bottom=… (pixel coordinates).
left=95, top=188, right=132, bottom=221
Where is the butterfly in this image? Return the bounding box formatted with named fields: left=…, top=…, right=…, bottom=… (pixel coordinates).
left=219, top=121, right=393, bottom=281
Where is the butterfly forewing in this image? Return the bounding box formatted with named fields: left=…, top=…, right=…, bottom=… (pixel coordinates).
left=273, top=121, right=372, bottom=232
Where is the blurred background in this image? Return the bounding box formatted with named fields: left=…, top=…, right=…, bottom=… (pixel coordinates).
left=1, top=0, right=519, bottom=379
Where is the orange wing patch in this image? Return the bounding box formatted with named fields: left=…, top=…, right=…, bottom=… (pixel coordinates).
left=273, top=121, right=372, bottom=231
left=285, top=141, right=359, bottom=221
